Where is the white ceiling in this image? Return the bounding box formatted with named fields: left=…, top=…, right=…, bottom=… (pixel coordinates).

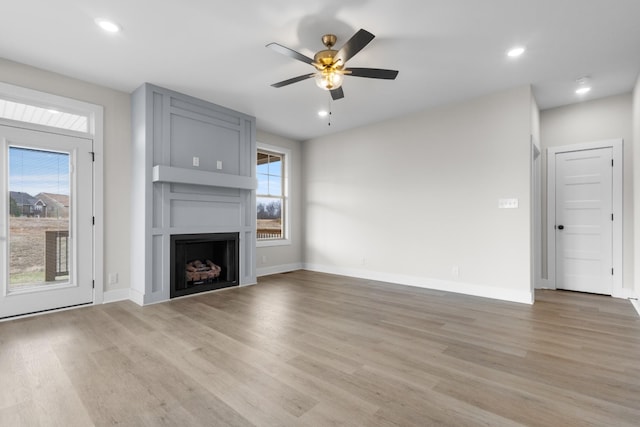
left=1, top=0, right=639, bottom=141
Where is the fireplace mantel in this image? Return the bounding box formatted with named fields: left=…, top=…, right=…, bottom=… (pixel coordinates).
left=130, top=83, right=257, bottom=305
left=152, top=165, right=257, bottom=190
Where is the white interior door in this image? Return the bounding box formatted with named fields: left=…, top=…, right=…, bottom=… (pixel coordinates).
left=0, top=125, right=93, bottom=318
left=555, top=147, right=613, bottom=295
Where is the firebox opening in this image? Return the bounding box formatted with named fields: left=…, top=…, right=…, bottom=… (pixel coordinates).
left=170, top=233, right=239, bottom=298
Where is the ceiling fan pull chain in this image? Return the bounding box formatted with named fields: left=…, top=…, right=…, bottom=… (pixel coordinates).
left=328, top=99, right=332, bottom=126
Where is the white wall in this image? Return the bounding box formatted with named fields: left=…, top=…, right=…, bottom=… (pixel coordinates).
left=303, top=86, right=534, bottom=303
left=634, top=76, right=640, bottom=298
left=256, top=131, right=304, bottom=276
left=531, top=96, right=541, bottom=144
left=0, top=58, right=131, bottom=296
left=540, top=93, right=634, bottom=292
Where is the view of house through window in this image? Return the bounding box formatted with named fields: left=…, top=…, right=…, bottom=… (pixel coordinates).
left=257, top=149, right=285, bottom=240
left=8, top=146, right=71, bottom=288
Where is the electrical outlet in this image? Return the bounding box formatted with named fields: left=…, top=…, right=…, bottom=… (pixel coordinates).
left=216, top=160, right=223, bottom=170
left=108, top=273, right=118, bottom=285
left=261, top=255, right=267, bottom=264
left=193, top=156, right=199, bottom=167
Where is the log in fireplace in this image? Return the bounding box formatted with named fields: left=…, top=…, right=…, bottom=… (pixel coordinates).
left=170, top=233, right=239, bottom=298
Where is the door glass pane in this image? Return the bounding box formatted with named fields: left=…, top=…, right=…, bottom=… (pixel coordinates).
left=8, top=146, right=70, bottom=290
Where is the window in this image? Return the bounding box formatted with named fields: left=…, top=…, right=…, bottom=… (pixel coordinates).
left=256, top=145, right=288, bottom=244
left=0, top=98, right=88, bottom=133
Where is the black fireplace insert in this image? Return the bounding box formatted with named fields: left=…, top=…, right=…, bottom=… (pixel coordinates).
left=170, top=233, right=239, bottom=298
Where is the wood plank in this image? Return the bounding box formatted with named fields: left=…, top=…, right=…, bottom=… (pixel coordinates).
left=0, top=270, right=639, bottom=425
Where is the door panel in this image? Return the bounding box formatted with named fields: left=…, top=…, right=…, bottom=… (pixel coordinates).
left=555, top=148, right=612, bottom=294
left=1, top=125, right=93, bottom=318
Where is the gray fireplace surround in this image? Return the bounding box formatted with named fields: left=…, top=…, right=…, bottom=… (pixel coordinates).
left=130, top=83, right=257, bottom=305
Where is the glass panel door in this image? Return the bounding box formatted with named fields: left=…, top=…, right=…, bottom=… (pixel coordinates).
left=1, top=125, right=93, bottom=319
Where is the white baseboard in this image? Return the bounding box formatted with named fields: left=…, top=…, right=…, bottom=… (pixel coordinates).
left=257, top=263, right=303, bottom=277
left=536, top=278, right=554, bottom=289
left=129, top=289, right=145, bottom=306
left=103, top=288, right=131, bottom=303
left=613, top=287, right=637, bottom=299
left=631, top=297, right=640, bottom=318
left=303, top=264, right=533, bottom=305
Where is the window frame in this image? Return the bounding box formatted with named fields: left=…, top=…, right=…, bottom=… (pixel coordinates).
left=256, top=143, right=290, bottom=247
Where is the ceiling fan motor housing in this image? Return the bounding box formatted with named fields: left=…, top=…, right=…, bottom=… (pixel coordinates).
left=321, top=34, right=337, bottom=49
left=314, top=34, right=344, bottom=70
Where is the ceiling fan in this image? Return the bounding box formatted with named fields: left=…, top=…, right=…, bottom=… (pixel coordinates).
left=267, top=29, right=399, bottom=100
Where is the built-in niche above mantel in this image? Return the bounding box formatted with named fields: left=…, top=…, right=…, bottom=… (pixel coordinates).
left=130, top=83, right=257, bottom=305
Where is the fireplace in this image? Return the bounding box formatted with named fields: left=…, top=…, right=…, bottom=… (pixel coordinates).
left=130, top=84, right=256, bottom=305
left=170, top=233, right=239, bottom=298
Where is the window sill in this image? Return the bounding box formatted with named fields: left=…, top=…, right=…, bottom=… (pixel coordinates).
left=257, top=238, right=291, bottom=248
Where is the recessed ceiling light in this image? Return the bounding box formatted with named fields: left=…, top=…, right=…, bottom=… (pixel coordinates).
left=318, top=110, right=329, bottom=117
left=507, top=47, right=526, bottom=58
left=575, top=76, right=592, bottom=95
left=95, top=18, right=121, bottom=33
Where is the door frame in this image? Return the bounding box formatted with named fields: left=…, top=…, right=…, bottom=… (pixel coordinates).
left=531, top=137, right=541, bottom=295
left=0, top=81, right=104, bottom=307
left=547, top=139, right=624, bottom=297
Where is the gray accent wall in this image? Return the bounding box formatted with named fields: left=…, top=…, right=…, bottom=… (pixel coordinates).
left=131, top=84, right=257, bottom=304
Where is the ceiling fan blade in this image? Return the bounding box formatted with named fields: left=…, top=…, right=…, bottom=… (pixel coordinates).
left=271, top=73, right=315, bottom=88
left=330, top=87, right=344, bottom=100
left=266, top=42, right=314, bottom=65
left=335, top=29, right=375, bottom=65
left=345, top=68, right=399, bottom=80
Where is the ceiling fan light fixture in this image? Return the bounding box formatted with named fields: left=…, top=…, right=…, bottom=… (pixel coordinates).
left=315, top=69, right=344, bottom=90
left=575, top=76, right=592, bottom=95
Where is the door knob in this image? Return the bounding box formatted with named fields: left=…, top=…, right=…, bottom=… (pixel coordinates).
left=557, top=225, right=564, bottom=230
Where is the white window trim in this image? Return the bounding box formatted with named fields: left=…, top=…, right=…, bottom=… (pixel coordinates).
left=257, top=142, right=291, bottom=248
left=0, top=81, right=104, bottom=304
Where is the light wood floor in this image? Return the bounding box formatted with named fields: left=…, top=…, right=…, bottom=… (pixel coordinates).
left=1, top=270, right=639, bottom=426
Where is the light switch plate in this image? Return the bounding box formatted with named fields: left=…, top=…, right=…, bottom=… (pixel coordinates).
left=498, top=198, right=519, bottom=209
